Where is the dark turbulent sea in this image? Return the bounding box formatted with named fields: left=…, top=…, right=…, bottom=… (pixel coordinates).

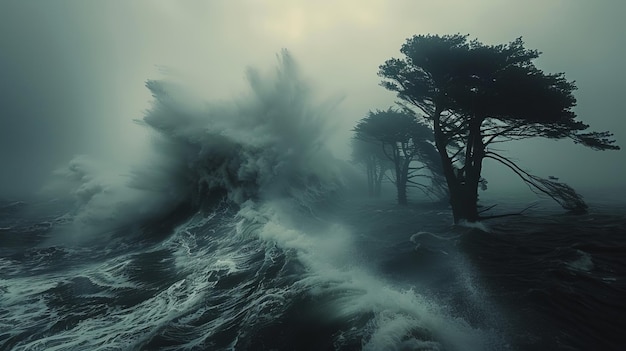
left=2, top=53, right=625, bottom=350
left=1, top=194, right=625, bottom=351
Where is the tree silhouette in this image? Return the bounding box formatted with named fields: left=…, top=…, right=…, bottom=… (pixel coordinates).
left=353, top=108, right=447, bottom=205
left=351, top=137, right=392, bottom=197
left=379, top=34, right=619, bottom=222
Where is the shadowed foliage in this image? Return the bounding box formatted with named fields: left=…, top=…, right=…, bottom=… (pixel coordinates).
left=353, top=108, right=448, bottom=205
left=351, top=137, right=392, bottom=198
left=379, top=34, right=619, bottom=222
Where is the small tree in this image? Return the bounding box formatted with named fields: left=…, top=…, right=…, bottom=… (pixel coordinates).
left=411, top=137, right=449, bottom=202
left=351, top=137, right=392, bottom=197
left=379, top=34, right=619, bottom=222
left=353, top=108, right=447, bottom=205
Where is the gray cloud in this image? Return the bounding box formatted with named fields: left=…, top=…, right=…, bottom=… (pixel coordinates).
left=1, top=0, right=624, bottom=198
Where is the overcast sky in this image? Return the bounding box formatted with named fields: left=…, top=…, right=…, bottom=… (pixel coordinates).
left=1, top=0, right=624, bottom=198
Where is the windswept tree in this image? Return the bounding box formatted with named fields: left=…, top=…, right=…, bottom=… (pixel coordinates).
left=351, top=137, right=392, bottom=197
left=353, top=108, right=448, bottom=205
left=379, top=34, right=619, bottom=222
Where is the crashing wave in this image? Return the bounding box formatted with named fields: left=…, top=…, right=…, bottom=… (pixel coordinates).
left=47, top=50, right=346, bottom=242
left=140, top=49, right=345, bottom=207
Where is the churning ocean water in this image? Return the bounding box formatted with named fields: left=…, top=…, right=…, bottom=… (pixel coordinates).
left=1, top=52, right=625, bottom=350
left=1, top=194, right=625, bottom=351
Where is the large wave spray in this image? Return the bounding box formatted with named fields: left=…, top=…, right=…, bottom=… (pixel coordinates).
left=45, top=50, right=345, bottom=243
left=140, top=49, right=345, bottom=206
left=2, top=51, right=508, bottom=350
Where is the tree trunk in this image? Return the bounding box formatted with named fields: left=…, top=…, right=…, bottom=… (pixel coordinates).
left=396, top=177, right=408, bottom=205
left=366, top=160, right=374, bottom=197
left=396, top=150, right=412, bottom=206
left=432, top=107, right=483, bottom=223
left=394, top=167, right=409, bottom=205
left=449, top=118, right=484, bottom=223
left=448, top=184, right=479, bottom=223
left=432, top=107, right=463, bottom=221
left=374, top=165, right=384, bottom=197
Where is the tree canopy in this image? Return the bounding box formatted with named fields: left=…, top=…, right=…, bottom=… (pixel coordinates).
left=379, top=34, right=619, bottom=222
left=351, top=137, right=392, bottom=197
left=353, top=108, right=447, bottom=205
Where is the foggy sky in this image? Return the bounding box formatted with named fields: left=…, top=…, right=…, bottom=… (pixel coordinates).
left=1, top=0, right=624, bottom=199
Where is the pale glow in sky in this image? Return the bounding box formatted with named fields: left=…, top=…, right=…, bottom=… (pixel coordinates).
left=1, top=0, right=624, bottom=197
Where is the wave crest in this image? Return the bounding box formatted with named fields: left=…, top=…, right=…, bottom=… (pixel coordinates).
left=141, top=49, right=345, bottom=206
left=46, top=50, right=346, bottom=242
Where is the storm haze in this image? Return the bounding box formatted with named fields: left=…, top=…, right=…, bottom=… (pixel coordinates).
left=2, top=3, right=626, bottom=350
left=1, top=0, right=624, bottom=198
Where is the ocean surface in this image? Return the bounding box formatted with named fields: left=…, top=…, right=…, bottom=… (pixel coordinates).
left=1, top=193, right=624, bottom=351
left=2, top=53, right=624, bottom=350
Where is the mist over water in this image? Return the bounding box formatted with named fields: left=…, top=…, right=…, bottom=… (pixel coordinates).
left=140, top=50, right=345, bottom=204
left=1, top=32, right=624, bottom=350
left=1, top=2, right=625, bottom=350
left=37, top=51, right=340, bottom=243
left=0, top=51, right=520, bottom=351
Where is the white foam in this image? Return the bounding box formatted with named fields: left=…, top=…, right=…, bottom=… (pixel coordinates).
left=5, top=51, right=510, bottom=350
left=41, top=50, right=346, bottom=246
left=457, top=219, right=490, bottom=232
left=568, top=250, right=594, bottom=272
left=243, top=201, right=500, bottom=350
left=43, top=154, right=188, bottom=245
